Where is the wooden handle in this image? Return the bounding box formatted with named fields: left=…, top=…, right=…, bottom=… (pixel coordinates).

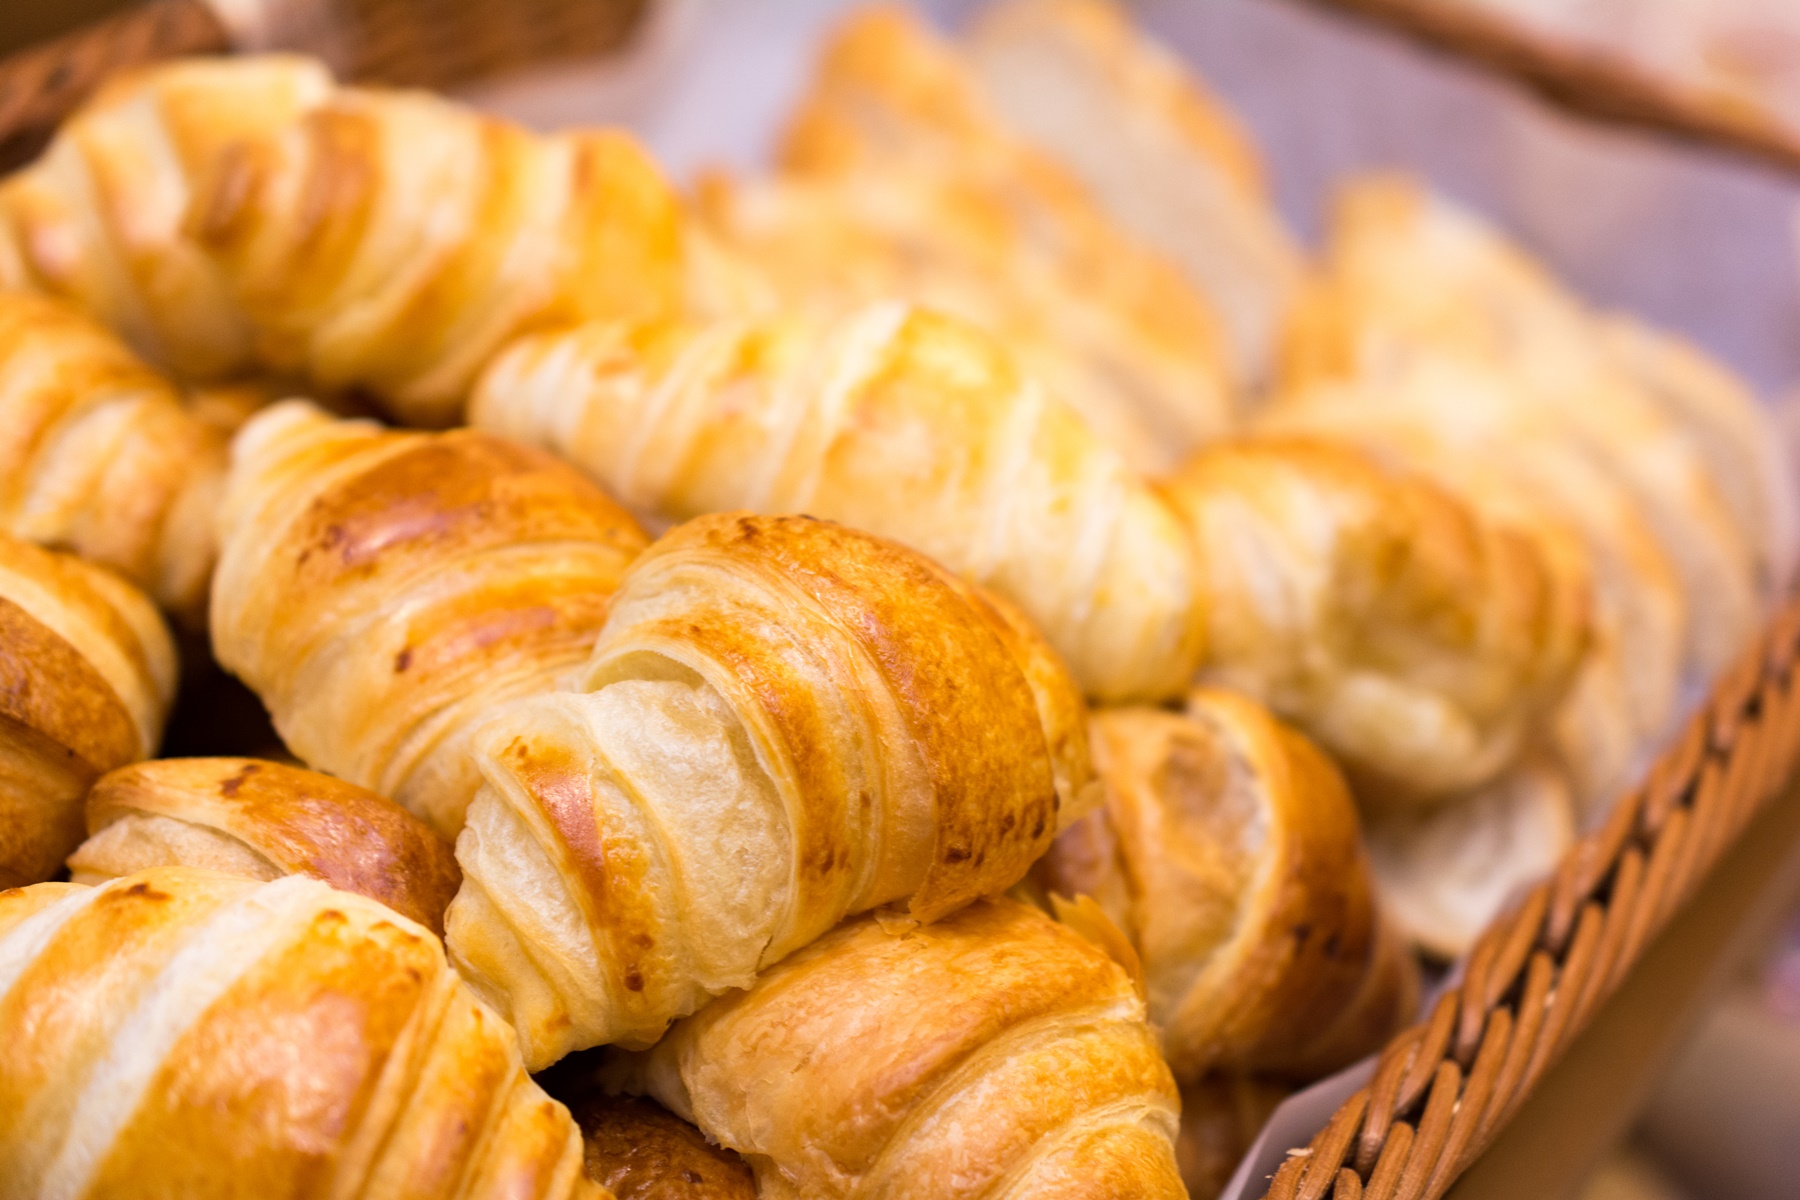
left=0, top=0, right=229, bottom=174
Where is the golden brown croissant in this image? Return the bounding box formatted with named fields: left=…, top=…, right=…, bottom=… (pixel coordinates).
left=600, top=896, right=1186, bottom=1200
left=470, top=303, right=1205, bottom=704
left=0, top=867, right=602, bottom=1198
left=563, top=1093, right=757, bottom=1200
left=1037, top=690, right=1419, bottom=1083
left=0, top=534, right=175, bottom=887
left=68, top=757, right=460, bottom=933
left=961, top=0, right=1309, bottom=385
left=0, top=56, right=333, bottom=379
left=187, top=82, right=685, bottom=427
left=210, top=400, right=649, bottom=837
left=1161, top=435, right=1589, bottom=805
left=0, top=291, right=231, bottom=625
left=446, top=512, right=1095, bottom=1067
left=1281, top=176, right=1771, bottom=678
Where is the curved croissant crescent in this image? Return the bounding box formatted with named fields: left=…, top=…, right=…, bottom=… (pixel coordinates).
left=1281, top=176, right=1772, bottom=674
left=447, top=512, right=1096, bottom=1067
left=68, top=757, right=461, bottom=934
left=470, top=303, right=1206, bottom=703
left=0, top=534, right=175, bottom=887
left=0, top=291, right=230, bottom=624
left=1038, top=690, right=1419, bottom=1083
left=0, top=56, right=333, bottom=379
left=1259, top=358, right=1688, bottom=815
left=0, top=867, right=603, bottom=1199
left=600, top=897, right=1186, bottom=1200
left=188, top=83, right=685, bottom=427
left=210, top=400, right=649, bottom=838
left=1161, top=435, right=1589, bottom=805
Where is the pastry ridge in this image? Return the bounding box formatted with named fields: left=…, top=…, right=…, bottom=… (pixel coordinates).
left=447, top=511, right=1095, bottom=1066
left=0, top=534, right=174, bottom=888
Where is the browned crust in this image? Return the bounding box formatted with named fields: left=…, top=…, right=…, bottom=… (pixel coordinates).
left=0, top=594, right=137, bottom=774
left=1300, top=0, right=1800, bottom=173
left=609, top=897, right=1180, bottom=1197
left=85, top=758, right=460, bottom=932
left=1045, top=691, right=1418, bottom=1084
left=281, top=429, right=644, bottom=590
left=625, top=513, right=1079, bottom=920
left=569, top=1094, right=756, bottom=1200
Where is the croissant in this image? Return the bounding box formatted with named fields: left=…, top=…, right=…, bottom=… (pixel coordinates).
left=1037, top=690, right=1419, bottom=1082
left=961, top=0, right=1309, bottom=385
left=1161, top=435, right=1589, bottom=805
left=599, top=897, right=1186, bottom=1199
left=0, top=55, right=332, bottom=379
left=1260, top=357, right=1687, bottom=812
left=766, top=6, right=1239, bottom=468
left=470, top=303, right=1205, bottom=704
left=0, top=867, right=600, bottom=1198
left=0, top=534, right=175, bottom=887
left=446, top=511, right=1095, bottom=1066
left=187, top=82, right=685, bottom=427
left=1365, top=757, right=1577, bottom=958
left=1281, top=176, right=1770, bottom=677
left=0, top=290, right=230, bottom=625
left=68, top=756, right=460, bottom=933
left=689, top=165, right=1232, bottom=476
left=210, top=400, right=649, bottom=837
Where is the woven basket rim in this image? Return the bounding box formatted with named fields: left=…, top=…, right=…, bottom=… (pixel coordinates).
left=1296, top=0, right=1800, bottom=175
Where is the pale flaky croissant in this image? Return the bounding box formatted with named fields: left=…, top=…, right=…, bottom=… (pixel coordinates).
left=763, top=4, right=1238, bottom=471
left=1161, top=435, right=1589, bottom=805
left=0, top=56, right=332, bottom=380
left=0, top=534, right=175, bottom=887
left=1281, top=176, right=1779, bottom=676
left=961, top=0, right=1309, bottom=386
left=1366, top=757, right=1577, bottom=959
left=1260, top=356, right=1686, bottom=814
left=599, top=896, right=1186, bottom=1200
left=187, top=79, right=685, bottom=427
left=689, top=166, right=1232, bottom=476
left=210, top=400, right=649, bottom=837
left=447, top=512, right=1096, bottom=1067
left=1037, top=689, right=1419, bottom=1082
left=470, top=303, right=1205, bottom=703
left=68, top=757, right=460, bottom=933
left=0, top=867, right=601, bottom=1199
left=0, top=290, right=230, bottom=624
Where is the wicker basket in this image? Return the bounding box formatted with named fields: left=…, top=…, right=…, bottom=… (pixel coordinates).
left=0, top=0, right=647, bottom=170
left=2, top=5, right=1797, bottom=1199
left=1296, top=0, right=1800, bottom=174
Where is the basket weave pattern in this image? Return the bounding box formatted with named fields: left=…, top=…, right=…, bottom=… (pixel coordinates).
left=2, top=7, right=1798, bottom=1200
left=1298, top=0, right=1800, bottom=174
left=1256, top=594, right=1800, bottom=1200
left=0, top=0, right=226, bottom=172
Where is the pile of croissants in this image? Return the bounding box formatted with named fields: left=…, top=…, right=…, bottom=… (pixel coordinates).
left=0, top=2, right=1787, bottom=1197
